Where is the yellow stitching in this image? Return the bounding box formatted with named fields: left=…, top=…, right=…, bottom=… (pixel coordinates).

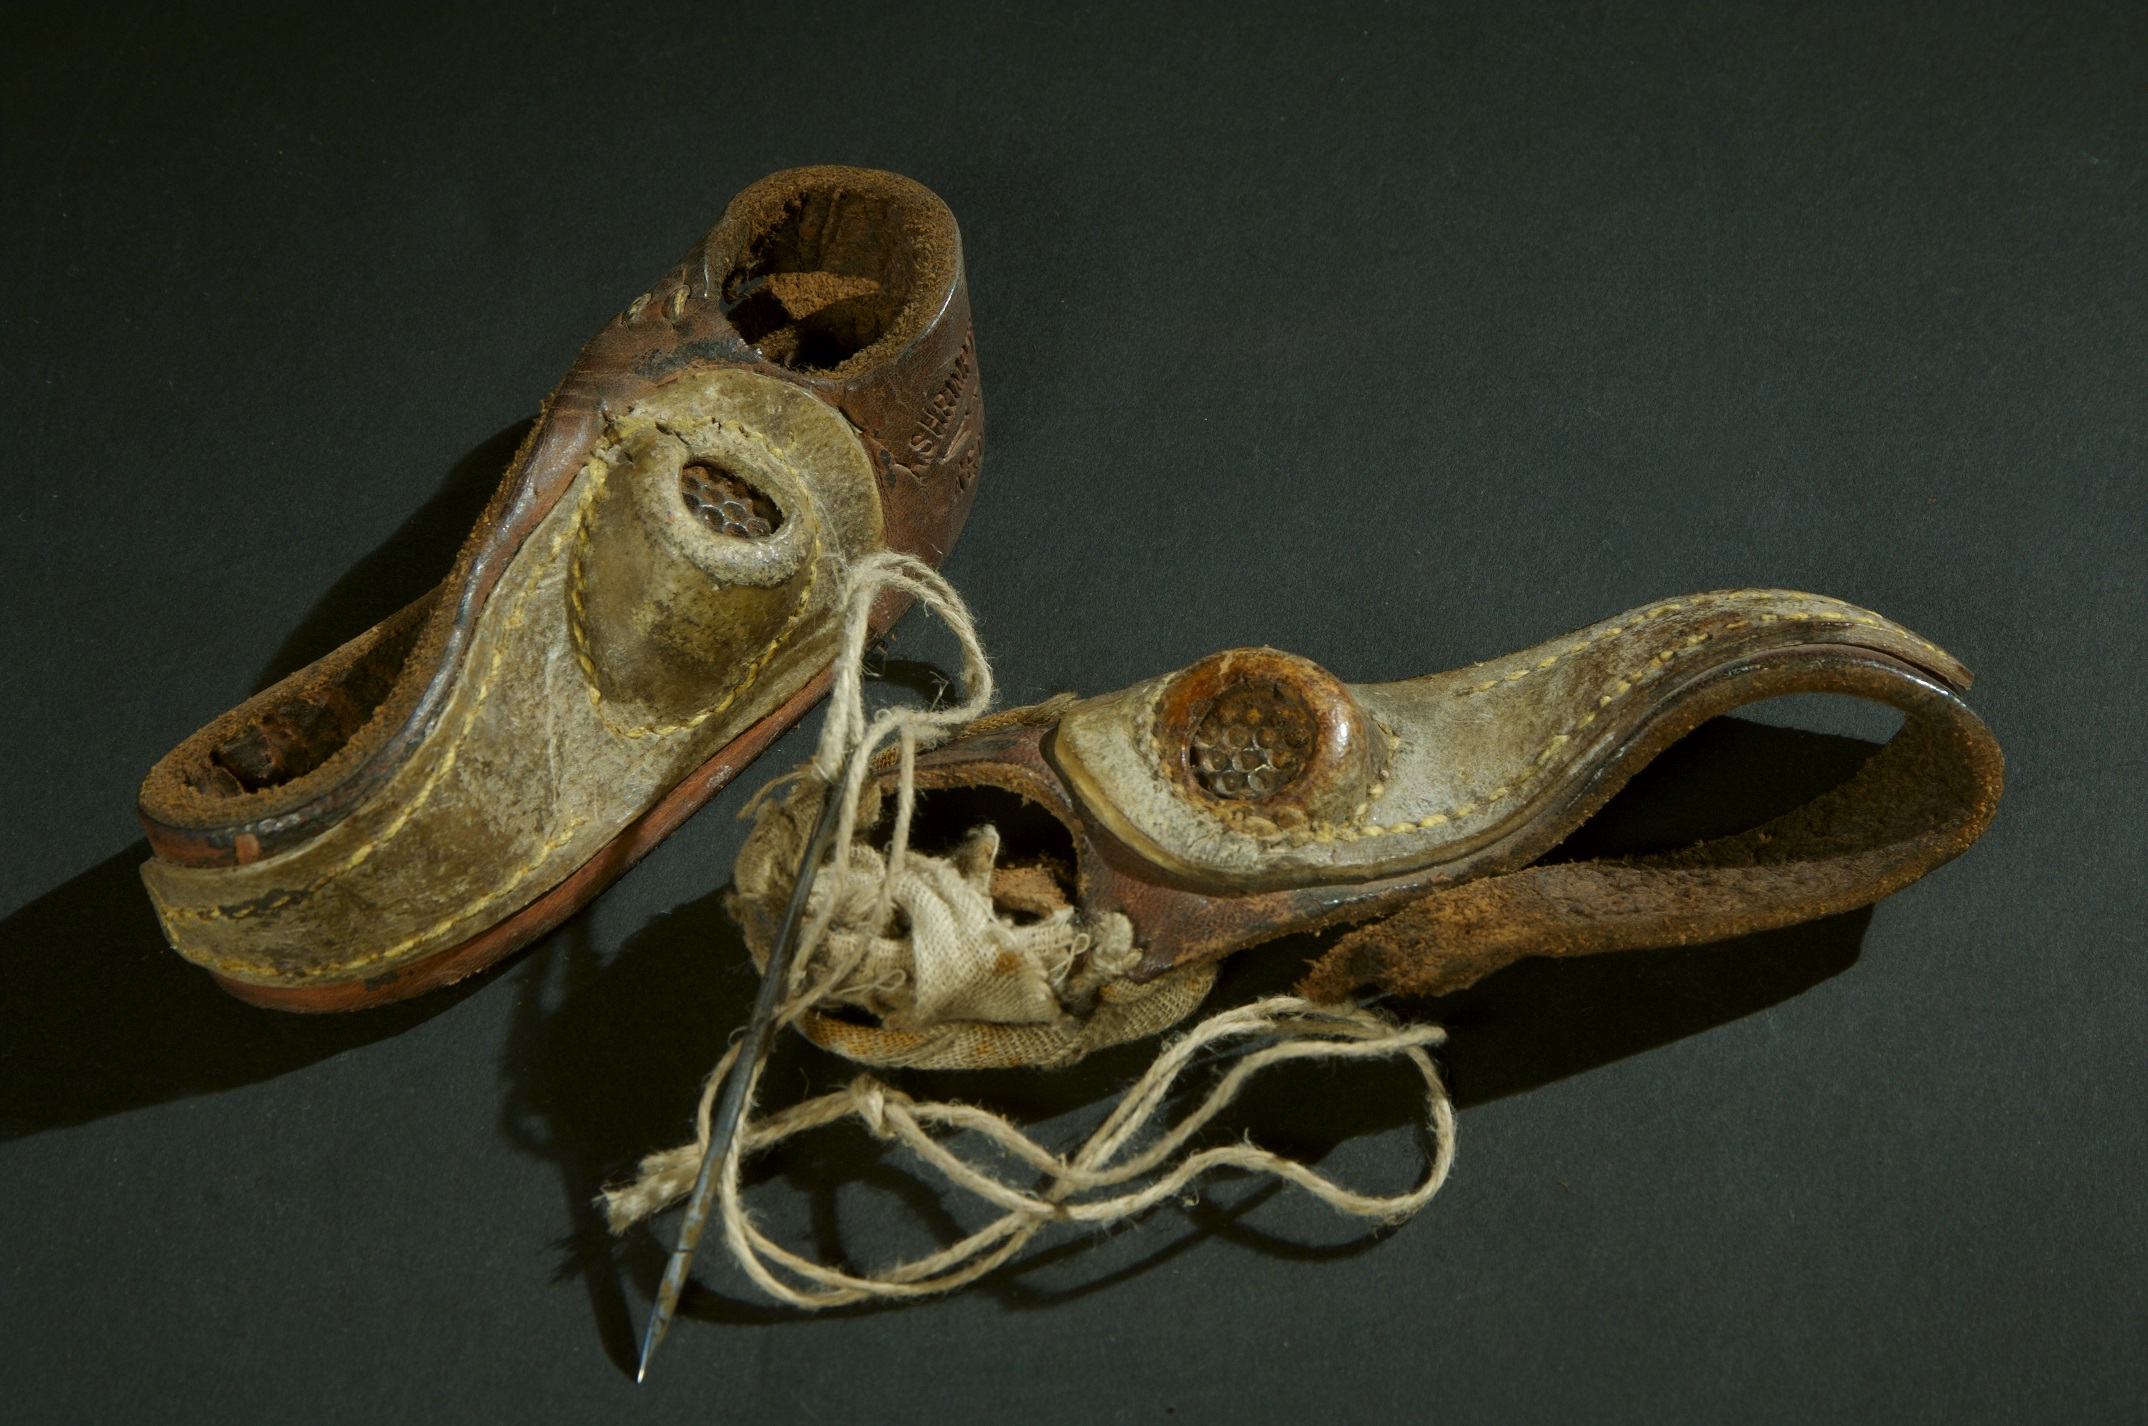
left=1265, top=592, right=1949, bottom=846
left=188, top=814, right=591, bottom=980
left=564, top=420, right=823, bottom=741
left=1450, top=590, right=1943, bottom=701
left=165, top=491, right=590, bottom=926
left=172, top=420, right=823, bottom=940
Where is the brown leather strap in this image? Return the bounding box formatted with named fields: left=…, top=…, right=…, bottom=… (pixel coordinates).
left=1298, top=648, right=2004, bottom=1002
left=884, top=597, right=2002, bottom=1027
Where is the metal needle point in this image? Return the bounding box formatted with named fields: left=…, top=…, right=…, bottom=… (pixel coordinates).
left=635, top=777, right=848, bottom=1382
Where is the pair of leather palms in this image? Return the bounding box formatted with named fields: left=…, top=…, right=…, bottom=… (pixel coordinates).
left=133, top=163, right=1998, bottom=1031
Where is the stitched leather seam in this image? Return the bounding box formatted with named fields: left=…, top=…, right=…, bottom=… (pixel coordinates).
left=1273, top=595, right=1943, bottom=847
left=185, top=815, right=592, bottom=979
left=163, top=476, right=598, bottom=928
left=167, top=417, right=823, bottom=957
left=563, top=417, right=823, bottom=741
left=1450, top=590, right=1943, bottom=700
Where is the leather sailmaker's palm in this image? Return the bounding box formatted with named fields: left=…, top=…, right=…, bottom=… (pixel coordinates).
left=731, top=589, right=2003, bottom=1069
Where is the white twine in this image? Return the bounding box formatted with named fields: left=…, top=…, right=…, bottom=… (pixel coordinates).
left=603, top=552, right=1459, bottom=1308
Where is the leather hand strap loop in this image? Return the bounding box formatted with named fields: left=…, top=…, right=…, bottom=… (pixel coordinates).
left=1297, top=644, right=2004, bottom=1001
left=888, top=591, right=2003, bottom=1012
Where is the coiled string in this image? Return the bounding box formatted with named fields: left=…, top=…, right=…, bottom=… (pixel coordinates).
left=605, top=552, right=1457, bottom=1308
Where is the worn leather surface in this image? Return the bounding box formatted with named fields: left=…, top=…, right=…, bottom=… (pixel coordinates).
left=136, top=167, right=983, bottom=991
left=892, top=591, right=2002, bottom=1003
left=14, top=11, right=2140, bottom=1418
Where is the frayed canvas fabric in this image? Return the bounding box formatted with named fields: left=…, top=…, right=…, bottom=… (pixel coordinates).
left=603, top=552, right=1456, bottom=1308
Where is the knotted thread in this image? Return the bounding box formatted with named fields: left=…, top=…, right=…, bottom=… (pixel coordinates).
left=728, top=764, right=1225, bottom=1070
left=603, top=551, right=1458, bottom=1308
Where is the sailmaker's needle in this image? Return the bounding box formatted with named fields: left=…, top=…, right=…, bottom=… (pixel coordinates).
left=635, top=777, right=848, bottom=1382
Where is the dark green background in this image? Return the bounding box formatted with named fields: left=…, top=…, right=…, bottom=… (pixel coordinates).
left=3, top=4, right=2141, bottom=1421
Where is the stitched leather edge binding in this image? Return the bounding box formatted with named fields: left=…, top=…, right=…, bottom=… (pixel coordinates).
left=135, top=166, right=985, bottom=1011
left=872, top=592, right=2002, bottom=1006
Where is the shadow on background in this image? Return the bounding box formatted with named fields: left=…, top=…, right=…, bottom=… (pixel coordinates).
left=0, top=421, right=533, bottom=1140
left=0, top=392, right=1895, bottom=1338
left=499, top=895, right=755, bottom=1368
left=495, top=713, right=1886, bottom=1368
left=252, top=419, right=531, bottom=689
left=0, top=842, right=485, bottom=1139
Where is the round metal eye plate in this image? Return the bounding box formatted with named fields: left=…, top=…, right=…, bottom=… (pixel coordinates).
left=1190, top=678, right=1316, bottom=798
left=680, top=461, right=781, bottom=538
left=1151, top=646, right=1374, bottom=827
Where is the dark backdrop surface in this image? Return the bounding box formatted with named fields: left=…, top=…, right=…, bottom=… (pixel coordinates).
left=3, top=4, right=2142, bottom=1422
